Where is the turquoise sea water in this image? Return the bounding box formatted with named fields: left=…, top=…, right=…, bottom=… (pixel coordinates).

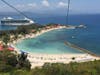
left=0, top=14, right=100, bottom=55
left=15, top=29, right=83, bottom=54
left=0, top=25, right=17, bottom=31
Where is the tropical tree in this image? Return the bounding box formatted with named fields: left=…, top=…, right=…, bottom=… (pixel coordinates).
left=17, top=52, right=31, bottom=70
left=2, top=34, right=10, bottom=45
left=0, top=49, right=17, bottom=72
left=14, top=33, right=18, bottom=40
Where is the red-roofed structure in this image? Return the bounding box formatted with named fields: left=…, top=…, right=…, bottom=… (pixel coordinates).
left=0, top=44, right=14, bottom=51
left=0, top=44, right=3, bottom=51
left=8, top=46, right=14, bottom=51
left=0, top=46, right=3, bottom=51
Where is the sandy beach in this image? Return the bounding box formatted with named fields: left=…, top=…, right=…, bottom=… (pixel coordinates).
left=27, top=53, right=99, bottom=68
left=10, top=25, right=100, bottom=68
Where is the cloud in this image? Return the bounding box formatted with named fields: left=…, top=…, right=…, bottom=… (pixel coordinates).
left=58, top=2, right=68, bottom=7
left=13, top=3, right=38, bottom=12
left=41, top=0, right=50, bottom=7
left=27, top=3, right=37, bottom=7
left=0, top=1, right=68, bottom=13
left=16, top=3, right=37, bottom=8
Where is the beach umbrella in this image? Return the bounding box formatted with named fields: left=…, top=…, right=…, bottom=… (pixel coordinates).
left=8, top=46, right=14, bottom=51
left=0, top=46, right=3, bottom=51
left=20, top=50, right=28, bottom=54
left=0, top=44, right=3, bottom=51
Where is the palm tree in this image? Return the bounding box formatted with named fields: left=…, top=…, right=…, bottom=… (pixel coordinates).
left=2, top=34, right=10, bottom=46
left=17, top=52, right=31, bottom=70
left=14, top=33, right=18, bottom=41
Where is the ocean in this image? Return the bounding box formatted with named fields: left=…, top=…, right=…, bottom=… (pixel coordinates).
left=0, top=14, right=100, bottom=55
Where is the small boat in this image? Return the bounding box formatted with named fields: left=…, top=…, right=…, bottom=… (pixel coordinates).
left=76, top=25, right=87, bottom=28
left=72, top=36, right=75, bottom=39
left=66, top=25, right=76, bottom=29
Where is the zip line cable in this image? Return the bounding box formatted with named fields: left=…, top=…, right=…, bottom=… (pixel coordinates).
left=1, top=0, right=70, bottom=23
left=1, top=0, right=30, bottom=19
left=66, top=0, right=70, bottom=25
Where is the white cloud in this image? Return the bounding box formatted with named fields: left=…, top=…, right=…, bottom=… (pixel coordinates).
left=2, top=1, right=67, bottom=12
left=58, top=2, right=68, bottom=7
left=14, top=3, right=38, bottom=11
left=42, top=0, right=50, bottom=7
left=27, top=3, right=37, bottom=7
left=16, top=3, right=37, bottom=9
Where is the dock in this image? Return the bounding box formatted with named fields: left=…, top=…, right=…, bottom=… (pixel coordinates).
left=64, top=41, right=100, bottom=58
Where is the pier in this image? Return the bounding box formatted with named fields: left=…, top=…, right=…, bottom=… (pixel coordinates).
left=64, top=41, right=100, bottom=58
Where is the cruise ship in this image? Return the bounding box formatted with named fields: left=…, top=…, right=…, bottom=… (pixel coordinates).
left=0, top=17, right=35, bottom=26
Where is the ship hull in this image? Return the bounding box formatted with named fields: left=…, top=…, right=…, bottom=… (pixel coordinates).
left=0, top=18, right=34, bottom=26
left=1, top=23, right=33, bottom=26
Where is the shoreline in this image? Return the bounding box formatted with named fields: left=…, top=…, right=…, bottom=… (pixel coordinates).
left=12, top=25, right=69, bottom=44
left=10, top=25, right=100, bottom=68
left=11, top=25, right=76, bottom=54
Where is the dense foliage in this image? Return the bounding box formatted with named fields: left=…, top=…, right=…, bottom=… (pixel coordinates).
left=0, top=52, right=100, bottom=75
left=0, top=24, right=44, bottom=36
left=30, top=61, right=100, bottom=75
left=0, top=49, right=17, bottom=72
left=0, top=49, right=31, bottom=73
left=0, top=24, right=44, bottom=45
left=0, top=24, right=100, bottom=75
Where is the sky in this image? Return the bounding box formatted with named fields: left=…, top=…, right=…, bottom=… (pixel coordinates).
left=0, top=0, right=100, bottom=15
